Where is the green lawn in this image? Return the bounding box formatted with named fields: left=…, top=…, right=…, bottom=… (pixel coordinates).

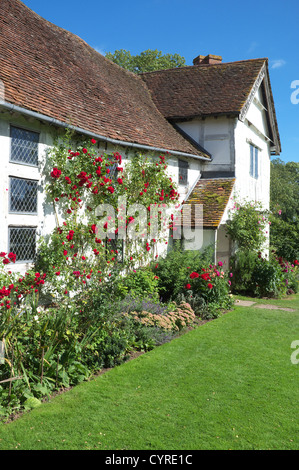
left=0, top=294, right=299, bottom=450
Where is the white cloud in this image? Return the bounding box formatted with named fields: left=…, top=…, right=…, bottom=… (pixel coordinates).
left=271, top=59, right=286, bottom=69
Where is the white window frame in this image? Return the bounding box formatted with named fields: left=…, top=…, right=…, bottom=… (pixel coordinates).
left=9, top=124, right=39, bottom=168
left=250, top=144, right=259, bottom=179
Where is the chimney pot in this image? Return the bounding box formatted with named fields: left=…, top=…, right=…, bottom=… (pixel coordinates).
left=193, top=54, right=222, bottom=65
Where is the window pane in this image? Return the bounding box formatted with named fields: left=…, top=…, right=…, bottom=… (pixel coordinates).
left=9, top=227, right=36, bottom=262
left=9, top=177, right=38, bottom=213
left=179, top=159, right=188, bottom=185
left=10, top=126, right=39, bottom=166
left=255, top=147, right=259, bottom=178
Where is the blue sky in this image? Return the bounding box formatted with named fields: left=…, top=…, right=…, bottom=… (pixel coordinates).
left=21, top=0, right=299, bottom=163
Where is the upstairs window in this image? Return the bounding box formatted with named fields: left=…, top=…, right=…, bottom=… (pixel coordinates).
left=9, top=177, right=38, bottom=214
left=178, top=159, right=189, bottom=185
left=250, top=144, right=259, bottom=179
left=10, top=125, right=39, bottom=166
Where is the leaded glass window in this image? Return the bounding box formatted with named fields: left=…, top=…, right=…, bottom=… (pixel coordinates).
left=9, top=177, right=38, bottom=214
left=8, top=227, right=37, bottom=262
left=10, top=126, right=39, bottom=166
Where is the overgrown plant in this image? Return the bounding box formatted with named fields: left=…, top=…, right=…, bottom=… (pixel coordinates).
left=36, top=131, right=180, bottom=303
left=226, top=199, right=270, bottom=253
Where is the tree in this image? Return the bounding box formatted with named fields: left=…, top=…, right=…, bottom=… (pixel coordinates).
left=105, top=49, right=186, bottom=73
left=270, top=158, right=299, bottom=261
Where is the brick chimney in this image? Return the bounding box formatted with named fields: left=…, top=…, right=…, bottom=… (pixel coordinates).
left=193, top=54, right=222, bottom=65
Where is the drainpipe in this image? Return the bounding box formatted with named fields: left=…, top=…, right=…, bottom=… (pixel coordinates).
left=0, top=101, right=211, bottom=162
left=214, top=228, right=218, bottom=265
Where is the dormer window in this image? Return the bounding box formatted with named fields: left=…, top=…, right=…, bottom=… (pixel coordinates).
left=250, top=144, right=259, bottom=179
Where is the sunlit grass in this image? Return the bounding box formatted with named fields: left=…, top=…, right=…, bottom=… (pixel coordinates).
left=0, top=294, right=299, bottom=450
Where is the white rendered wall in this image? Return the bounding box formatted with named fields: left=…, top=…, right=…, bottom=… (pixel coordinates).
left=0, top=112, right=203, bottom=272
left=0, top=111, right=56, bottom=273
left=176, top=116, right=236, bottom=174
left=234, top=91, right=271, bottom=211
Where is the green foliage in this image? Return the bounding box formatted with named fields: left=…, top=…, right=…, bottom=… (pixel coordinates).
left=229, top=249, right=298, bottom=298
left=105, top=48, right=186, bottom=73
left=115, top=267, right=159, bottom=300
left=151, top=242, right=214, bottom=302
left=150, top=243, right=234, bottom=318
left=270, top=158, right=299, bottom=261
left=226, top=200, right=269, bottom=252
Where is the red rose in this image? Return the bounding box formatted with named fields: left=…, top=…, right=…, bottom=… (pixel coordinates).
left=207, top=283, right=213, bottom=289
left=8, top=252, right=16, bottom=263
left=91, top=139, right=97, bottom=144
left=51, top=167, right=61, bottom=179
left=90, top=224, right=98, bottom=234
left=190, top=272, right=199, bottom=279
left=201, top=273, right=211, bottom=281
left=185, top=284, right=191, bottom=289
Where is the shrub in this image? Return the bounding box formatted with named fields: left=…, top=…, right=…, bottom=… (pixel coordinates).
left=180, top=262, right=234, bottom=318
left=151, top=242, right=214, bottom=302
left=226, top=199, right=270, bottom=252
left=229, top=249, right=297, bottom=298
left=114, top=267, right=160, bottom=300
left=122, top=302, right=196, bottom=332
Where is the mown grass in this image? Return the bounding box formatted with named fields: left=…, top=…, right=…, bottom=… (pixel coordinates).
left=0, top=294, right=299, bottom=450
left=233, top=293, right=299, bottom=309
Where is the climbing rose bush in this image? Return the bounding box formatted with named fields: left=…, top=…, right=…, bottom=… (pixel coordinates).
left=37, top=131, right=180, bottom=302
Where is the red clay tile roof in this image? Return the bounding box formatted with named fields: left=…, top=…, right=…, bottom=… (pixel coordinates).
left=182, top=178, right=235, bottom=228
left=0, top=0, right=209, bottom=159
left=141, top=59, right=266, bottom=119
left=141, top=59, right=281, bottom=154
